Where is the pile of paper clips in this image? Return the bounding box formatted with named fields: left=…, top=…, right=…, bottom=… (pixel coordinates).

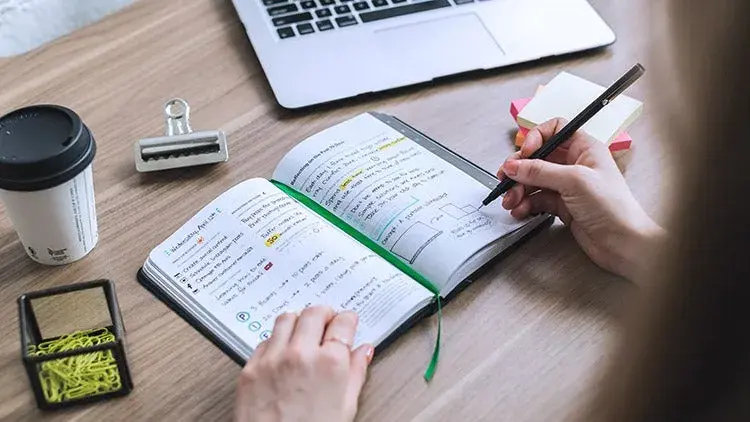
left=27, top=328, right=122, bottom=403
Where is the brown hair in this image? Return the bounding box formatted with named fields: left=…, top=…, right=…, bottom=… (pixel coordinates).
left=585, top=1, right=750, bottom=420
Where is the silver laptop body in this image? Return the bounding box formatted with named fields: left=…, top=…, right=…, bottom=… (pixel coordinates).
left=233, top=0, right=615, bottom=108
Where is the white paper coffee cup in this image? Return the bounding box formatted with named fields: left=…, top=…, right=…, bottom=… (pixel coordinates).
left=0, top=105, right=98, bottom=265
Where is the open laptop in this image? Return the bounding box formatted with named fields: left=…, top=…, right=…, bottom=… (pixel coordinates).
left=232, top=0, right=615, bottom=109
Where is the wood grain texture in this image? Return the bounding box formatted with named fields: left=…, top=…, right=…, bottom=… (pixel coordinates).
left=0, top=1, right=670, bottom=421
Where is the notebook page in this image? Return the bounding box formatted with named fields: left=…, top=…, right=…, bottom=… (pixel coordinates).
left=272, top=114, right=527, bottom=292
left=148, top=178, right=433, bottom=351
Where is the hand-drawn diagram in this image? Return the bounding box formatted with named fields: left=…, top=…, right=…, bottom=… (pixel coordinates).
left=375, top=196, right=419, bottom=241
left=440, top=203, right=479, bottom=220
left=390, top=222, right=442, bottom=264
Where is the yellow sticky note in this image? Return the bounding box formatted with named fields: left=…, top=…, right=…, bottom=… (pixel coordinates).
left=517, top=72, right=643, bottom=144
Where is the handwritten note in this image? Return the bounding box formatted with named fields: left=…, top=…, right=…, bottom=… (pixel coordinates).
left=150, top=179, right=433, bottom=351
left=273, top=114, right=526, bottom=291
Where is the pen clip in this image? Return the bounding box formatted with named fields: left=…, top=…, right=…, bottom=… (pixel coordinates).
left=603, top=63, right=645, bottom=104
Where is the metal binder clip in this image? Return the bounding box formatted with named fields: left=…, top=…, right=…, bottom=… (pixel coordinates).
left=134, top=98, right=229, bottom=172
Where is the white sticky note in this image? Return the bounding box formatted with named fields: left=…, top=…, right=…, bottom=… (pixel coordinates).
left=517, top=72, right=643, bottom=144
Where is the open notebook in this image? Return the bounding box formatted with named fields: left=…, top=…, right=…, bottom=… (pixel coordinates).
left=137, top=112, right=551, bottom=379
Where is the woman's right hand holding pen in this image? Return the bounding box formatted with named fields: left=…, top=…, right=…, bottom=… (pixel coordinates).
left=498, top=118, right=665, bottom=281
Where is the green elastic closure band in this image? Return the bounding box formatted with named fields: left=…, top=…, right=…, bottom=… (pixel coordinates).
left=271, top=180, right=441, bottom=381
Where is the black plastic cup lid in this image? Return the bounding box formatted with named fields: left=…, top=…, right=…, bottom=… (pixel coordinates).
left=0, top=105, right=96, bottom=192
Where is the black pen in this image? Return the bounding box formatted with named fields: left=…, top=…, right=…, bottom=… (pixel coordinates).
left=480, top=63, right=646, bottom=208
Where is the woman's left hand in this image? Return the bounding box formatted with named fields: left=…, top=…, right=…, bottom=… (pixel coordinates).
left=234, top=306, right=374, bottom=422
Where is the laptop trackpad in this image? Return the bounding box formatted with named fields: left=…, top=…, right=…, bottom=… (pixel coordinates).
left=375, top=13, right=504, bottom=78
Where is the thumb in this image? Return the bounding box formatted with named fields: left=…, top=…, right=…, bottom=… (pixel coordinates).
left=502, top=158, right=585, bottom=194
left=345, top=344, right=374, bottom=415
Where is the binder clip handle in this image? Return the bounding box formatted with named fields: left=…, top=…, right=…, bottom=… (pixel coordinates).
left=135, top=98, right=229, bottom=172
left=165, top=98, right=192, bottom=136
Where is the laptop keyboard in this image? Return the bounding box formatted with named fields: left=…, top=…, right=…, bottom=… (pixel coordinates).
left=263, top=0, right=482, bottom=39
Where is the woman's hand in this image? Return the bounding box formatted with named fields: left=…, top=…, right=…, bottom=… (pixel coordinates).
left=235, top=307, right=374, bottom=422
left=499, top=118, right=664, bottom=280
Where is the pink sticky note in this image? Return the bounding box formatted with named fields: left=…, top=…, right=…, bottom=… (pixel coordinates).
left=510, top=97, right=533, bottom=122
left=609, top=132, right=632, bottom=151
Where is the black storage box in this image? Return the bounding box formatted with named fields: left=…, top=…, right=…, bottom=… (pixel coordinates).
left=17, top=279, right=133, bottom=410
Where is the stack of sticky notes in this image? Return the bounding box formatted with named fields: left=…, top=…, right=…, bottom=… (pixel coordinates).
left=510, top=72, right=643, bottom=152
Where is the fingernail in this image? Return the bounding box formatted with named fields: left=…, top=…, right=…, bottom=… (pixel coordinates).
left=502, top=192, right=513, bottom=207
left=504, top=160, right=519, bottom=176
left=365, top=345, right=374, bottom=363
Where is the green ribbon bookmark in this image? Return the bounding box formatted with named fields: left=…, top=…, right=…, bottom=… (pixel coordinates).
left=271, top=180, right=442, bottom=381
left=423, top=295, right=441, bottom=382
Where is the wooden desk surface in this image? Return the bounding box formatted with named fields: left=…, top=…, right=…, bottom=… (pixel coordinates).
left=0, top=1, right=669, bottom=421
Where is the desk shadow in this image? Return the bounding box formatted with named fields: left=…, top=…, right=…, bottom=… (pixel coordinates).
left=474, top=224, right=633, bottom=320
left=219, top=0, right=280, bottom=108
left=506, top=128, right=520, bottom=148
left=219, top=0, right=613, bottom=120
left=131, top=163, right=225, bottom=186
left=0, top=233, right=51, bottom=286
